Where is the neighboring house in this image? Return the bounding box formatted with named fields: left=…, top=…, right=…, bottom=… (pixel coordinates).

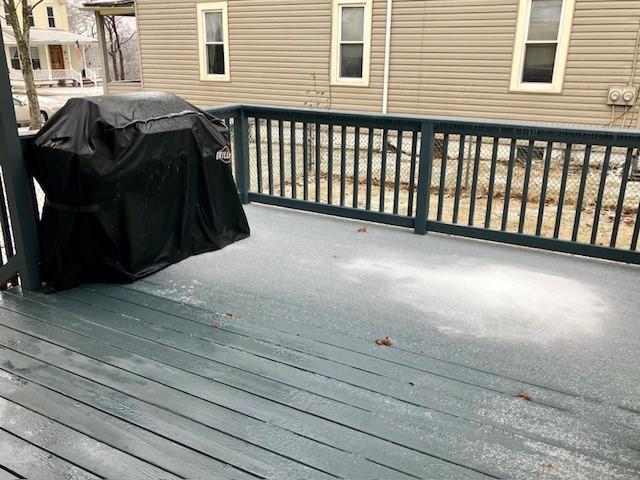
left=87, top=0, right=640, bottom=128
left=2, top=0, right=100, bottom=87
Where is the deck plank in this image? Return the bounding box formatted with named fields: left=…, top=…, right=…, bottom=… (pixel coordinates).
left=55, top=287, right=640, bottom=471
left=0, top=429, right=100, bottom=480
left=0, top=397, right=181, bottom=480
left=102, top=284, right=640, bottom=437
left=0, top=369, right=254, bottom=480
left=2, top=291, right=640, bottom=479
left=0, top=335, right=334, bottom=480
left=0, top=303, right=490, bottom=480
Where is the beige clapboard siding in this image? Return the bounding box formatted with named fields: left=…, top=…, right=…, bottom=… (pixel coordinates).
left=387, top=0, right=640, bottom=125
left=135, top=0, right=640, bottom=126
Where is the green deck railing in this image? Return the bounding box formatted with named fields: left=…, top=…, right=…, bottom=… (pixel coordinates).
left=1, top=101, right=639, bottom=291
left=209, top=104, right=640, bottom=266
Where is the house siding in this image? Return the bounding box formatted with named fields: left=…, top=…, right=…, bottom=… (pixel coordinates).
left=135, top=0, right=640, bottom=127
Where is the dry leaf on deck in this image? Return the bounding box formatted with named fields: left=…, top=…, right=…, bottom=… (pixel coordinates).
left=357, top=227, right=368, bottom=233
left=516, top=391, right=532, bottom=401
left=375, top=336, right=394, bottom=346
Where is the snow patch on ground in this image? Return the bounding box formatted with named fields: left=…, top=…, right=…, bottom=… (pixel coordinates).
left=342, top=258, right=608, bottom=342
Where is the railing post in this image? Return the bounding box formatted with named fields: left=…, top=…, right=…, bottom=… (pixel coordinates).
left=0, top=34, right=41, bottom=290
left=414, top=120, right=434, bottom=235
left=233, top=107, right=250, bottom=204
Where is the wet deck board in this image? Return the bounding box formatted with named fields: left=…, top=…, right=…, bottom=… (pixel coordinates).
left=0, top=285, right=639, bottom=480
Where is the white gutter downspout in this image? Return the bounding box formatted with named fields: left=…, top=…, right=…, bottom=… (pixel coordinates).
left=382, top=0, right=393, bottom=114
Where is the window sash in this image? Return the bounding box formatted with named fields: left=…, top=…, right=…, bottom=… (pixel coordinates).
left=203, top=10, right=225, bottom=75
left=519, top=0, right=565, bottom=86
left=47, top=6, right=55, bottom=27
left=9, top=47, right=20, bottom=70
left=30, top=47, right=41, bottom=70
left=338, top=5, right=365, bottom=79
left=198, top=4, right=229, bottom=80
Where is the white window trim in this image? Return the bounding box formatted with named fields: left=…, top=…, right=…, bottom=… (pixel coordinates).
left=330, top=0, right=372, bottom=87
left=196, top=1, right=230, bottom=82
left=510, top=0, right=575, bottom=94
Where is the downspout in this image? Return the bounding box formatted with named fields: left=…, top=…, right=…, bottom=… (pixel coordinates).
left=381, top=0, right=393, bottom=114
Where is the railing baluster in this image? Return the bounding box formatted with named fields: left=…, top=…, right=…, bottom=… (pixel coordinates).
left=393, top=130, right=403, bottom=215
left=303, top=122, right=309, bottom=201
left=501, top=138, right=517, bottom=231
left=365, top=128, right=374, bottom=210
left=484, top=137, right=499, bottom=229
left=452, top=134, right=466, bottom=224
left=571, top=144, right=591, bottom=241
left=266, top=119, right=274, bottom=195
left=379, top=129, right=389, bottom=212
left=437, top=133, right=449, bottom=221
left=610, top=147, right=633, bottom=248
left=535, top=141, right=553, bottom=236
left=468, top=136, right=482, bottom=226
left=290, top=121, right=297, bottom=199
left=254, top=118, right=263, bottom=193
left=553, top=143, right=572, bottom=239
left=407, top=130, right=418, bottom=216
left=631, top=197, right=640, bottom=251
left=353, top=126, right=360, bottom=208
left=590, top=145, right=611, bottom=245
left=315, top=123, right=321, bottom=202
left=517, top=140, right=534, bottom=233
left=327, top=125, right=333, bottom=205
left=278, top=120, right=285, bottom=197
left=340, top=126, right=346, bottom=206
left=0, top=181, right=15, bottom=262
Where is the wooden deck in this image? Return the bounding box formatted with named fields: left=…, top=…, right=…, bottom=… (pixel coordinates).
left=0, top=282, right=639, bottom=479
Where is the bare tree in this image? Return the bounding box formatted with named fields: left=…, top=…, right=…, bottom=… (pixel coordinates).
left=104, top=16, right=136, bottom=81
left=2, top=0, right=44, bottom=129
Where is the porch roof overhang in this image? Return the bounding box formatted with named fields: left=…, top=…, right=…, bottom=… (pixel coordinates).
left=81, top=0, right=135, bottom=16
left=1, top=27, right=97, bottom=46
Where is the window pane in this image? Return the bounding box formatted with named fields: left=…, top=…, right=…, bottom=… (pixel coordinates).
left=522, top=43, right=557, bottom=82
left=30, top=47, right=41, bottom=69
left=528, top=0, right=562, bottom=41
left=341, top=6, right=364, bottom=42
left=340, top=43, right=363, bottom=78
left=10, top=48, right=20, bottom=70
left=207, top=44, right=225, bottom=74
left=205, top=11, right=223, bottom=43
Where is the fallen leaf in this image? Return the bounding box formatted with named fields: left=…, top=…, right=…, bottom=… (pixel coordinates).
left=539, top=463, right=554, bottom=470
left=210, top=321, right=221, bottom=329
left=516, top=391, right=532, bottom=401
left=375, top=336, right=394, bottom=346
left=224, top=312, right=235, bottom=319
left=357, top=227, right=368, bottom=233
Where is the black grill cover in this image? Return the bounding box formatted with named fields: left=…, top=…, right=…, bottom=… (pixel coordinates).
left=29, top=92, right=250, bottom=291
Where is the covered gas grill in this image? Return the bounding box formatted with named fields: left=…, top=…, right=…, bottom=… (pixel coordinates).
left=29, top=92, right=250, bottom=291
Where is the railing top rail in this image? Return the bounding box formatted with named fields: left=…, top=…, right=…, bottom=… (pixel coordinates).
left=206, top=103, right=640, bottom=146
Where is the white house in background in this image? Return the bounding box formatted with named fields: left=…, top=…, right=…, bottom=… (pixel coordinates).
left=2, top=0, right=101, bottom=87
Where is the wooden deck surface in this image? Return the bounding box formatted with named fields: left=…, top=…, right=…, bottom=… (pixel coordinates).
left=0, top=283, right=638, bottom=479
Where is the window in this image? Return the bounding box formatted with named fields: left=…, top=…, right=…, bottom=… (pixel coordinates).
left=331, top=0, right=372, bottom=86
left=30, top=47, right=41, bottom=70
left=46, top=6, right=55, bottom=28
left=196, top=2, right=230, bottom=81
left=28, top=10, right=35, bottom=27
left=9, top=47, right=20, bottom=70
left=510, top=0, right=575, bottom=93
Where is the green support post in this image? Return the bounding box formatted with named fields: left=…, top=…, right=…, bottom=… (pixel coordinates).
left=0, top=33, right=41, bottom=290
left=414, top=121, right=434, bottom=235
